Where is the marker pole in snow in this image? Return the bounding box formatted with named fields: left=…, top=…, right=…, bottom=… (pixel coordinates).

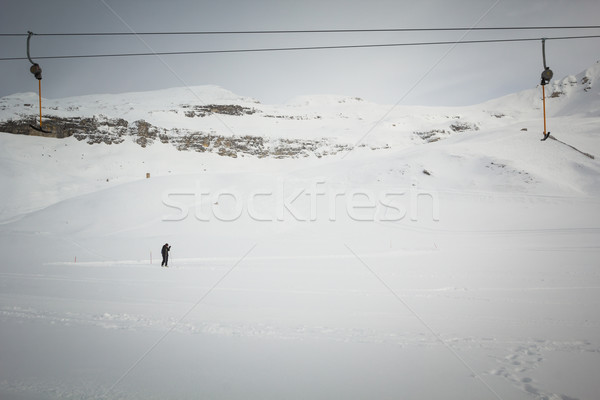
left=540, top=38, right=553, bottom=141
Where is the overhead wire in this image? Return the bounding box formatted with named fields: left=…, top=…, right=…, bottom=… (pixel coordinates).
left=0, top=34, right=599, bottom=62
left=1, top=25, right=600, bottom=36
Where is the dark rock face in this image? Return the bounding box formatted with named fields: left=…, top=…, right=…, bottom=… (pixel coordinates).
left=181, top=104, right=257, bottom=118
left=449, top=121, right=479, bottom=133
left=132, top=120, right=158, bottom=148
left=0, top=114, right=351, bottom=159
left=0, top=116, right=129, bottom=142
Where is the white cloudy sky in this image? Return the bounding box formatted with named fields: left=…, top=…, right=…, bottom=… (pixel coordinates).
left=1, top=0, right=599, bottom=106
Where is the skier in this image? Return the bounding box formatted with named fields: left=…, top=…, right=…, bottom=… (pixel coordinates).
left=161, top=243, right=171, bottom=267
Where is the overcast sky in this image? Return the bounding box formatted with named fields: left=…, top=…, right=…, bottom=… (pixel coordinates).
left=1, top=0, right=599, bottom=106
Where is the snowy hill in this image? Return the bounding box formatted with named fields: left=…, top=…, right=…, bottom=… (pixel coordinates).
left=1, top=62, right=597, bottom=154
left=1, top=63, right=600, bottom=400
left=1, top=62, right=599, bottom=222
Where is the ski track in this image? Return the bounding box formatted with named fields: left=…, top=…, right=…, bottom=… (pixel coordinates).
left=2, top=301, right=597, bottom=400
left=0, top=380, right=144, bottom=400
left=487, top=340, right=599, bottom=400
left=1, top=303, right=586, bottom=343
left=3, top=258, right=598, bottom=400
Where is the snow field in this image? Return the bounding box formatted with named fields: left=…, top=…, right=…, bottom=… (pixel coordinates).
left=1, top=62, right=600, bottom=399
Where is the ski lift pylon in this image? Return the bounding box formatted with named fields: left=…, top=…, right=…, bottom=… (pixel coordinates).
left=540, top=38, right=553, bottom=141
left=26, top=31, right=51, bottom=134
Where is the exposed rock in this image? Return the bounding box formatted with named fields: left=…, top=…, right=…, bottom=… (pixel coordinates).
left=0, top=107, right=350, bottom=159
left=181, top=104, right=257, bottom=117
left=414, top=129, right=446, bottom=143
left=132, top=120, right=158, bottom=147
left=449, top=121, right=479, bottom=132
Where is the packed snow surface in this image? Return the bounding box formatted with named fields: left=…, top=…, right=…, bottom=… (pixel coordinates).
left=1, top=63, right=599, bottom=400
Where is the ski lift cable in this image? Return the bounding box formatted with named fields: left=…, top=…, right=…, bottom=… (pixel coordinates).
left=2, top=25, right=600, bottom=37
left=1, top=34, right=600, bottom=62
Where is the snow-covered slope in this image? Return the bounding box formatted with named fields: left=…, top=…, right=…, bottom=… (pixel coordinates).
left=0, top=63, right=599, bottom=400
left=1, top=62, right=597, bottom=150
left=1, top=62, right=599, bottom=221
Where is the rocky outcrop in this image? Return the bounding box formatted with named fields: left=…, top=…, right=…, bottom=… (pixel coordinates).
left=0, top=115, right=129, bottom=143
left=0, top=115, right=351, bottom=158
left=181, top=104, right=257, bottom=117
left=132, top=120, right=159, bottom=147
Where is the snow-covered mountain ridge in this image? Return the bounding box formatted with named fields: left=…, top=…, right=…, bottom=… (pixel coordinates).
left=1, top=62, right=598, bottom=158
left=0, top=62, right=599, bottom=222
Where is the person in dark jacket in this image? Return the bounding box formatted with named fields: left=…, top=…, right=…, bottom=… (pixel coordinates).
left=161, top=243, right=171, bottom=267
